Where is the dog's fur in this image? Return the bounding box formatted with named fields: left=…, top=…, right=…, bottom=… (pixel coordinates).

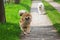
left=19, top=10, right=32, bottom=35
left=38, top=3, right=45, bottom=14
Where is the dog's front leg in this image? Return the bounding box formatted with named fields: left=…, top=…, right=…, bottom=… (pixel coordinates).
left=21, top=27, right=27, bottom=35
left=26, top=25, right=30, bottom=34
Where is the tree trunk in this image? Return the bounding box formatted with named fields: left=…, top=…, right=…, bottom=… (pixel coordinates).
left=0, top=0, right=6, bottom=23
left=15, top=0, right=20, bottom=4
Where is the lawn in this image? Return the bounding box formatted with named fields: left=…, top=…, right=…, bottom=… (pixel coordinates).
left=42, top=0, right=60, bottom=33
left=0, top=0, right=32, bottom=40
left=53, top=0, right=60, bottom=3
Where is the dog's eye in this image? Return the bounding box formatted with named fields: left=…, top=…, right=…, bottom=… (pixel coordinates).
left=28, top=17, right=29, bottom=19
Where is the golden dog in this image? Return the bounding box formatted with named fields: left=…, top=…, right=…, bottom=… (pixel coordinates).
left=19, top=11, right=32, bottom=35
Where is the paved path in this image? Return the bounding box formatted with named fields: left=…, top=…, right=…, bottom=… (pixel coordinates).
left=21, top=1, right=60, bottom=40
left=46, top=0, right=60, bottom=12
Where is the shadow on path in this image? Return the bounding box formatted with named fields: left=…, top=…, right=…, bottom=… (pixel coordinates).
left=20, top=25, right=60, bottom=40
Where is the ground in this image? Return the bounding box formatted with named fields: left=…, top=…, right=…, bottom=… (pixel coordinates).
left=0, top=0, right=60, bottom=40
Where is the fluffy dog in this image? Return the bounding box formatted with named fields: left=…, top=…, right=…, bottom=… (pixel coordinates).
left=38, top=2, right=45, bottom=14
left=19, top=10, right=32, bottom=35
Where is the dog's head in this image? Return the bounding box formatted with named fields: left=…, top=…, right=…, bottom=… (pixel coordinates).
left=39, top=5, right=42, bottom=10
left=22, top=13, right=32, bottom=22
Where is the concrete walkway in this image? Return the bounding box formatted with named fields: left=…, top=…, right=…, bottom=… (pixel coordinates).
left=21, top=1, right=60, bottom=40
left=46, top=0, right=60, bottom=12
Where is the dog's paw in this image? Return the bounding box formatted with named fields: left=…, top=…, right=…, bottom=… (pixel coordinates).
left=27, top=32, right=30, bottom=34
left=27, top=31, right=31, bottom=34
left=23, top=32, right=27, bottom=35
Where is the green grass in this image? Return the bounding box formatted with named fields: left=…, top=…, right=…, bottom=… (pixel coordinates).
left=0, top=0, right=32, bottom=40
left=42, top=0, right=60, bottom=33
left=53, top=0, right=60, bottom=3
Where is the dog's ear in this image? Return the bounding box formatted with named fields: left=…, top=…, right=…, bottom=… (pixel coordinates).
left=19, top=13, right=24, bottom=16
left=19, top=10, right=27, bottom=16
left=19, top=12, right=27, bottom=16
left=20, top=12, right=27, bottom=16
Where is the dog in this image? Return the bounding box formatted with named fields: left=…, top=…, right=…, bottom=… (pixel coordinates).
left=19, top=10, right=32, bottom=35
left=38, top=2, right=45, bottom=14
